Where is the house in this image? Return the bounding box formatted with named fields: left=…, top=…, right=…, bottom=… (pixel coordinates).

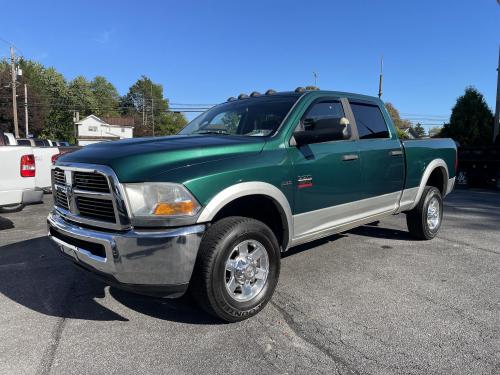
left=76, top=115, right=134, bottom=146
left=403, top=127, right=420, bottom=139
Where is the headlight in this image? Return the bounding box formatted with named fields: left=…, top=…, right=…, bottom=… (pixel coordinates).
left=123, top=183, right=200, bottom=217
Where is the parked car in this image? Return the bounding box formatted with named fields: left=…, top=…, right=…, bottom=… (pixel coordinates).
left=0, top=145, right=43, bottom=212
left=17, top=138, right=52, bottom=147
left=54, top=141, right=70, bottom=147
left=48, top=88, right=457, bottom=322
left=3, top=135, right=60, bottom=192
left=456, top=146, right=500, bottom=188
left=33, top=146, right=60, bottom=192
left=1, top=132, right=17, bottom=145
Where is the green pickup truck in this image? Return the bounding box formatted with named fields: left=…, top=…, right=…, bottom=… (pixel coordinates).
left=48, top=88, right=456, bottom=321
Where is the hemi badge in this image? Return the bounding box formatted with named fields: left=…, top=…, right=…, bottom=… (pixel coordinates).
left=297, top=175, right=313, bottom=189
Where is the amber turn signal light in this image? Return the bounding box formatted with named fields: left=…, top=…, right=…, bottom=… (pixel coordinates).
left=153, top=200, right=198, bottom=216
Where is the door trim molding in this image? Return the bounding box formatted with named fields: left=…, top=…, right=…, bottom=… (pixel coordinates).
left=291, top=191, right=400, bottom=246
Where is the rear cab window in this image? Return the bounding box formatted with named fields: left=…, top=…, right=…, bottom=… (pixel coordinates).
left=17, top=139, right=31, bottom=146
left=349, top=102, right=390, bottom=139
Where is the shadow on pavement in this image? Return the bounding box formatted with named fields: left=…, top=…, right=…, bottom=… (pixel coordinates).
left=0, top=216, right=14, bottom=230
left=0, top=236, right=219, bottom=324
left=348, top=225, right=413, bottom=241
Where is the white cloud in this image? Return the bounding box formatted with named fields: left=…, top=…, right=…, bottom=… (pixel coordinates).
left=95, top=30, right=114, bottom=44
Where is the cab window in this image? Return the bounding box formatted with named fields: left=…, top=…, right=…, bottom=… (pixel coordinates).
left=350, top=102, right=389, bottom=139
left=297, top=100, right=345, bottom=132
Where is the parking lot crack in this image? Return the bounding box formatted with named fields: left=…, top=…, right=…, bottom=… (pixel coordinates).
left=270, top=297, right=360, bottom=375
left=36, top=317, right=67, bottom=375
left=35, top=279, right=77, bottom=375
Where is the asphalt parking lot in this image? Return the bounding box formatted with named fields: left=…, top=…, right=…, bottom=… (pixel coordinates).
left=1, top=189, right=499, bottom=375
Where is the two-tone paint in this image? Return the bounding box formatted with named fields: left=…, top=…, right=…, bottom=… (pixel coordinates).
left=59, top=90, right=457, bottom=251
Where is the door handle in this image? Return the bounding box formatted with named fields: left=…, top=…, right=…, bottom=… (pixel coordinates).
left=389, top=150, right=403, bottom=156
left=342, top=154, right=359, bottom=161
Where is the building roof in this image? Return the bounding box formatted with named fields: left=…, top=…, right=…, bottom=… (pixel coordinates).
left=102, top=117, right=135, bottom=127
left=75, top=114, right=106, bottom=125
left=75, top=114, right=135, bottom=128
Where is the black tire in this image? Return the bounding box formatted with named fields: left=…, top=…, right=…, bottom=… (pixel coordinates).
left=406, top=186, right=443, bottom=240
left=190, top=216, right=281, bottom=322
left=0, top=204, right=24, bottom=213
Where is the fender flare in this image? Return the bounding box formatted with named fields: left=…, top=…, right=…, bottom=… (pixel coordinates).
left=408, top=158, right=449, bottom=210
left=196, top=182, right=293, bottom=249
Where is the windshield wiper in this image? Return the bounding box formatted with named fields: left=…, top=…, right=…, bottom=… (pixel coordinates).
left=193, top=129, right=230, bottom=135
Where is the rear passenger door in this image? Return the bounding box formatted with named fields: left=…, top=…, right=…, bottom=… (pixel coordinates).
left=349, top=100, right=405, bottom=210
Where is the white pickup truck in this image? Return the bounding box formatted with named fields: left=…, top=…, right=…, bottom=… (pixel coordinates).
left=0, top=145, right=44, bottom=212
left=2, top=134, right=60, bottom=192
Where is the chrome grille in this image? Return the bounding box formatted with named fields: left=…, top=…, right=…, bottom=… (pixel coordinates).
left=74, top=171, right=110, bottom=193
left=53, top=169, right=66, bottom=185
left=51, top=164, right=130, bottom=230
left=54, top=189, right=69, bottom=210
left=76, top=196, right=116, bottom=222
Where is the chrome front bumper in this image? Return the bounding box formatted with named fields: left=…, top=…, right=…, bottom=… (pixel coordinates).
left=47, top=210, right=205, bottom=297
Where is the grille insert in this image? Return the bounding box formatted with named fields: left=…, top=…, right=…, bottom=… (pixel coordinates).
left=55, top=189, right=69, bottom=210
left=76, top=196, right=116, bottom=222
left=53, top=169, right=66, bottom=185
left=74, top=171, right=110, bottom=193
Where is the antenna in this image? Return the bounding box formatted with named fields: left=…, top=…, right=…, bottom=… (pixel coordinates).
left=313, top=71, right=318, bottom=87
left=378, top=56, right=384, bottom=98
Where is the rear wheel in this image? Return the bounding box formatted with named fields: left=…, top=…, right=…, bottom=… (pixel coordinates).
left=190, top=216, right=280, bottom=322
left=406, top=186, right=443, bottom=240
left=0, top=204, right=24, bottom=213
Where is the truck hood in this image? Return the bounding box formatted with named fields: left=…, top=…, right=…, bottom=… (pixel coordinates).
left=59, top=135, right=266, bottom=182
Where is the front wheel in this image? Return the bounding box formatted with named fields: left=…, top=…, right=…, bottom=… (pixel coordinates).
left=190, top=217, right=281, bottom=322
left=406, top=186, right=443, bottom=240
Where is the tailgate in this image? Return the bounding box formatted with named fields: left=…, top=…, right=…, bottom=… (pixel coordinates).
left=0, top=146, right=36, bottom=206
left=33, top=147, right=59, bottom=189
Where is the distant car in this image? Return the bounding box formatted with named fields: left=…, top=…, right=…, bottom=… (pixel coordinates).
left=53, top=141, right=70, bottom=147
left=17, top=138, right=52, bottom=147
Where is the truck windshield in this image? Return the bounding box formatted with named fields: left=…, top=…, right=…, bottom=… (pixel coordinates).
left=179, top=96, right=298, bottom=137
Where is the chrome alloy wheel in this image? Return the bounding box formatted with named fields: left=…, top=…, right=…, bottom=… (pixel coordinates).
left=224, top=240, right=269, bottom=302
left=427, top=197, right=440, bottom=231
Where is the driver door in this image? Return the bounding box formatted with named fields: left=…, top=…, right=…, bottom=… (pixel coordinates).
left=288, top=98, right=363, bottom=240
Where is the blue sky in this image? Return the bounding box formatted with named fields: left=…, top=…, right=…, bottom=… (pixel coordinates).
left=1, top=0, right=499, bottom=127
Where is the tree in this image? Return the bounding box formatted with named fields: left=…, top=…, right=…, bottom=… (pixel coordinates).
left=439, top=87, right=494, bottom=146
left=413, top=123, right=426, bottom=138
left=68, top=76, right=97, bottom=117
left=90, top=76, right=120, bottom=117
left=121, top=75, right=186, bottom=136
left=428, top=126, right=442, bottom=138
left=385, top=102, right=412, bottom=130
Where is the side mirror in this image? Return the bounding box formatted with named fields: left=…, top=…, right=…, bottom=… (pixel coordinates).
left=293, top=117, right=351, bottom=146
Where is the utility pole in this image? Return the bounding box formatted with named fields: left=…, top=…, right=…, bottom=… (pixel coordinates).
left=313, top=71, right=318, bottom=87
left=151, top=84, right=155, bottom=136
left=24, top=83, right=28, bottom=137
left=142, top=92, right=145, bottom=128
left=378, top=56, right=384, bottom=99
left=494, top=46, right=500, bottom=143
left=10, top=46, right=19, bottom=138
